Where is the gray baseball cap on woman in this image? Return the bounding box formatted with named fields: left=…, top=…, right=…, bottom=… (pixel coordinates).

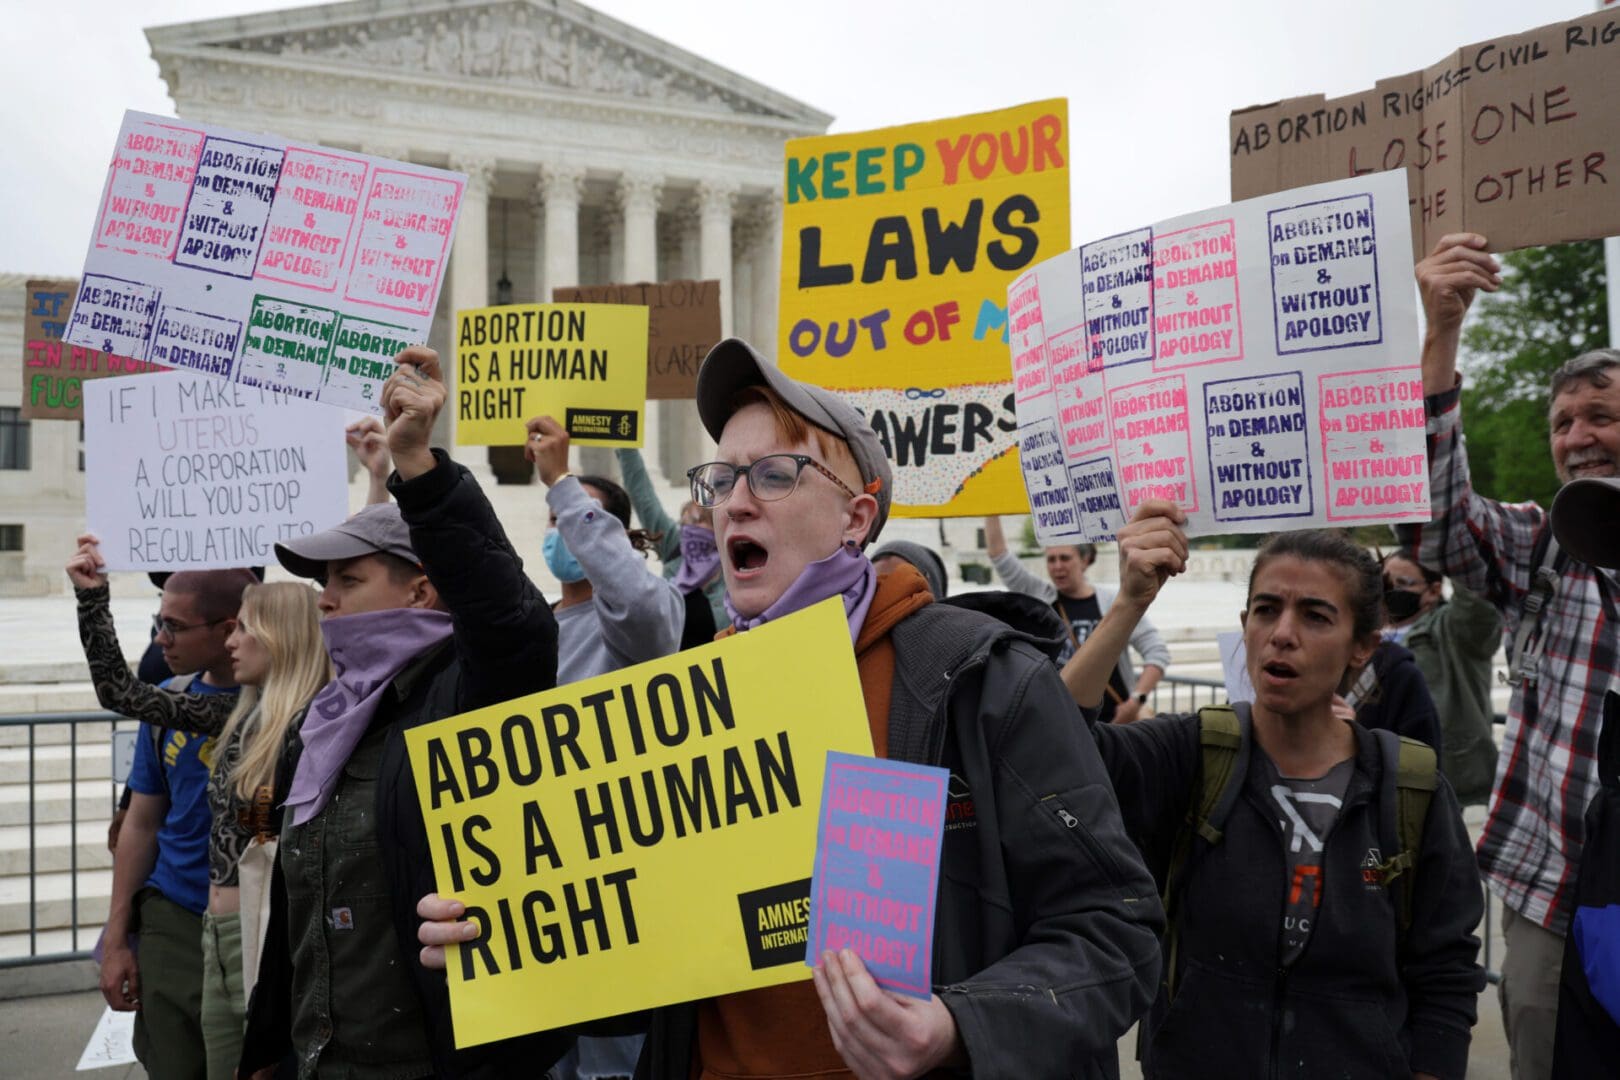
left=695, top=338, right=892, bottom=545
left=274, top=502, right=420, bottom=580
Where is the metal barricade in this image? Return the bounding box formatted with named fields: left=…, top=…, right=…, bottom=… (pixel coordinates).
left=0, top=710, right=128, bottom=969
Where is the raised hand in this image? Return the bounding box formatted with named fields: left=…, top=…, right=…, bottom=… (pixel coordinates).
left=65, top=532, right=108, bottom=590
left=380, top=345, right=446, bottom=480
left=1114, top=499, right=1188, bottom=610
left=523, top=415, right=571, bottom=487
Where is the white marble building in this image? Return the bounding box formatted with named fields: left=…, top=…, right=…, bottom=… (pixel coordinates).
left=0, top=0, right=840, bottom=594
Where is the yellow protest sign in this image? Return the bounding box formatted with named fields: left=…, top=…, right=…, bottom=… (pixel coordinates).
left=454, top=303, right=649, bottom=447
left=405, top=598, right=874, bottom=1047
left=780, top=99, right=1070, bottom=518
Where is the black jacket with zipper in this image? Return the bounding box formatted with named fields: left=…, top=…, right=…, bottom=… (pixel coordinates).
left=1094, top=710, right=1485, bottom=1080
left=632, top=599, right=1165, bottom=1080
left=241, top=451, right=568, bottom=1079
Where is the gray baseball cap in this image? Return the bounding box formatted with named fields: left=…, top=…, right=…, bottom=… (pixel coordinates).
left=695, top=338, right=892, bottom=545
left=274, top=502, right=420, bottom=580
left=1551, top=477, right=1620, bottom=569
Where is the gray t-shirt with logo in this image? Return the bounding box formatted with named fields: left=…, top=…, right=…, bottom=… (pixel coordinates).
left=1257, top=752, right=1354, bottom=966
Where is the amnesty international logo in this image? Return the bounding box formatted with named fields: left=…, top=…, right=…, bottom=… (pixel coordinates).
left=736, top=878, right=812, bottom=971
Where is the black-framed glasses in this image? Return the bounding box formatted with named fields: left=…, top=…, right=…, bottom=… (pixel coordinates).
left=687, top=454, right=858, bottom=509
left=152, top=614, right=225, bottom=640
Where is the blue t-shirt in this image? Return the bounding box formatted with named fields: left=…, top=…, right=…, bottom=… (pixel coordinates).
left=126, top=675, right=235, bottom=915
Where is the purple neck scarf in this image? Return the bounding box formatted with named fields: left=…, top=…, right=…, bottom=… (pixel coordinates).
left=673, top=524, right=721, bottom=595
left=726, top=540, right=877, bottom=643
left=285, top=607, right=454, bottom=827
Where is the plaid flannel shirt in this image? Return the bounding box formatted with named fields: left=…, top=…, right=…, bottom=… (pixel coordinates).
left=1401, top=382, right=1609, bottom=934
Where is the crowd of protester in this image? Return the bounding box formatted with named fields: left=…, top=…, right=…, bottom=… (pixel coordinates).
left=71, top=237, right=1620, bottom=1078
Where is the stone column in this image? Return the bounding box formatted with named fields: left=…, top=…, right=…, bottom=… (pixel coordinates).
left=446, top=153, right=494, bottom=452
left=528, top=191, right=547, bottom=301
left=696, top=180, right=738, bottom=335
left=752, top=193, right=782, bottom=358
left=617, top=171, right=662, bottom=283
left=730, top=207, right=761, bottom=346
left=593, top=204, right=624, bottom=287
left=539, top=163, right=585, bottom=300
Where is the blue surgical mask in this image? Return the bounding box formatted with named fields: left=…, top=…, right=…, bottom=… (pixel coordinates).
left=543, top=529, right=586, bottom=584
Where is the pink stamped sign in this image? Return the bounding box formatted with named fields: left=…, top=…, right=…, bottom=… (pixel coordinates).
left=1319, top=367, right=1428, bottom=522
left=1152, top=219, right=1244, bottom=370
left=94, top=120, right=205, bottom=261
left=65, top=110, right=466, bottom=417
left=1109, top=373, right=1200, bottom=515
left=258, top=148, right=369, bottom=292
left=345, top=169, right=463, bottom=317
left=1008, top=272, right=1050, bottom=406
left=1049, top=324, right=1108, bottom=457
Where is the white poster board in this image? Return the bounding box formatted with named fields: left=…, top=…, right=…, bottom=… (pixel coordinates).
left=84, top=371, right=349, bottom=571
left=61, top=111, right=465, bottom=414
left=76, top=1007, right=136, bottom=1070
left=1011, top=170, right=1423, bottom=542
left=1217, top=630, right=1256, bottom=706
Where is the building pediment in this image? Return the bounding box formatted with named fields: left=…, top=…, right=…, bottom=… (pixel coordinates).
left=146, top=0, right=832, bottom=128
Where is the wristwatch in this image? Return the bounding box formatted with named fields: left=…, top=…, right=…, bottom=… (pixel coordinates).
left=1136, top=692, right=1149, bottom=704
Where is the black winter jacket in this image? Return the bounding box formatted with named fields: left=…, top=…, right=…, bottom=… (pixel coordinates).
left=633, top=600, right=1165, bottom=1080
left=1353, top=642, right=1444, bottom=760
left=242, top=451, right=566, bottom=1078
left=1094, top=711, right=1485, bottom=1080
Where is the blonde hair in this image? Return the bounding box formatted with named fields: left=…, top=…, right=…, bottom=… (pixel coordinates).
left=218, top=582, right=331, bottom=803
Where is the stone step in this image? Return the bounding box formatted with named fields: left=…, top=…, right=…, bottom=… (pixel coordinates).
left=0, top=743, right=117, bottom=786
left=0, top=685, right=109, bottom=719
left=0, top=868, right=111, bottom=935
left=0, top=823, right=115, bottom=876
left=0, top=713, right=122, bottom=746
left=0, top=923, right=104, bottom=962
left=0, top=780, right=118, bottom=828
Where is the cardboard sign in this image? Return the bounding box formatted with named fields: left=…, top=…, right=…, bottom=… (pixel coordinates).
left=84, top=371, right=349, bottom=571
left=454, top=303, right=650, bottom=447
left=805, top=752, right=946, bottom=999
left=406, top=599, right=873, bottom=1046
left=779, top=100, right=1071, bottom=518
left=23, top=279, right=163, bottom=420
left=552, top=280, right=721, bottom=399
left=1230, top=9, right=1620, bottom=258
left=61, top=111, right=465, bottom=414
left=1012, top=170, right=1424, bottom=543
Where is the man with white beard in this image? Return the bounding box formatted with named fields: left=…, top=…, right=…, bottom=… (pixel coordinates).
left=1404, top=231, right=1620, bottom=1080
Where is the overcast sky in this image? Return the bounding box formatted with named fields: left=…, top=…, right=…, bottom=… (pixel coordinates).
left=0, top=0, right=1599, bottom=277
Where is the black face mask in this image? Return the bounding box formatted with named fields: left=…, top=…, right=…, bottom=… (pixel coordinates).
left=1384, top=588, right=1422, bottom=622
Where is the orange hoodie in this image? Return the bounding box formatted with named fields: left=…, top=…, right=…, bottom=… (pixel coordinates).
left=692, top=564, right=934, bottom=1080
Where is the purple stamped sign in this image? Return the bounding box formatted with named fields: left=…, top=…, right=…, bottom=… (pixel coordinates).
left=805, top=751, right=948, bottom=999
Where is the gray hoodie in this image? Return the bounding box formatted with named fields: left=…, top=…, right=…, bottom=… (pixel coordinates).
left=548, top=475, right=685, bottom=683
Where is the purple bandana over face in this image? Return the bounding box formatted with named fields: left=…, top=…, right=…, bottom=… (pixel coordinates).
left=284, top=607, right=453, bottom=826
left=725, top=540, right=877, bottom=643
left=673, top=523, right=721, bottom=595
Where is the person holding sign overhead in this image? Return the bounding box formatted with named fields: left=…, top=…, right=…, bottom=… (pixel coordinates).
left=419, top=339, right=1163, bottom=1080
left=69, top=557, right=329, bottom=1080
left=239, top=347, right=567, bottom=1080
left=615, top=446, right=728, bottom=647
left=525, top=416, right=685, bottom=1080
left=1073, top=503, right=1485, bottom=1080
left=983, top=517, right=1170, bottom=724
left=1404, top=233, right=1620, bottom=1080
